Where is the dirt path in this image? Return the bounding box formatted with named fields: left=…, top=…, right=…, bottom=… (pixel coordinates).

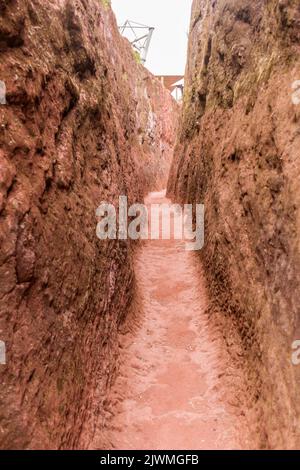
left=104, top=191, right=248, bottom=450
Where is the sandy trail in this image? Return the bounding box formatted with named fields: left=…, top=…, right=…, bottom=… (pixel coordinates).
left=106, top=191, right=247, bottom=450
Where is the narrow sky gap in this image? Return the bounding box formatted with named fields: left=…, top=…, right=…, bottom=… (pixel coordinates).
left=112, top=0, right=193, bottom=75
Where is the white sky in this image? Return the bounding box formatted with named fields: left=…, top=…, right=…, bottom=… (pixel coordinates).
left=111, top=0, right=193, bottom=76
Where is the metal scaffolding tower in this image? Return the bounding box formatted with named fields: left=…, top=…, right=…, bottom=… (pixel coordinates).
left=119, top=20, right=154, bottom=65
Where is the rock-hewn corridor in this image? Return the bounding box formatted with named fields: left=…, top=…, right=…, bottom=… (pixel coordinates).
left=0, top=0, right=300, bottom=452
left=96, top=191, right=248, bottom=450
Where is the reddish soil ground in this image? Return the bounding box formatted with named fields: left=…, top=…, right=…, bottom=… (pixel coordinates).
left=101, top=191, right=250, bottom=450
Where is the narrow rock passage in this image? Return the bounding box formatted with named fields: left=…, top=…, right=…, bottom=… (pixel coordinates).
left=107, top=191, right=247, bottom=450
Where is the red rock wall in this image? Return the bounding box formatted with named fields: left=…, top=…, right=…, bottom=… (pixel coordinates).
left=0, top=0, right=177, bottom=449
left=168, top=0, right=300, bottom=449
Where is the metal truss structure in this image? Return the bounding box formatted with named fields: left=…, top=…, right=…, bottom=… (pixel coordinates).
left=119, top=20, right=154, bottom=65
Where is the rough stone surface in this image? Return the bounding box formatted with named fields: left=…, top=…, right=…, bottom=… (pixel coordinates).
left=168, top=0, right=300, bottom=449
left=0, top=0, right=177, bottom=449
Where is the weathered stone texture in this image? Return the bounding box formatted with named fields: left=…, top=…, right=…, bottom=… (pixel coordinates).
left=0, top=0, right=177, bottom=449
left=168, top=0, right=300, bottom=449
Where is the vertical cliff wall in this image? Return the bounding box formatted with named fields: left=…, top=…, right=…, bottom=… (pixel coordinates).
left=0, top=0, right=177, bottom=449
left=168, top=0, right=300, bottom=449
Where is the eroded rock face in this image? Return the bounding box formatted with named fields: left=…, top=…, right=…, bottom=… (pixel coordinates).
left=0, top=0, right=177, bottom=449
left=168, top=0, right=300, bottom=449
